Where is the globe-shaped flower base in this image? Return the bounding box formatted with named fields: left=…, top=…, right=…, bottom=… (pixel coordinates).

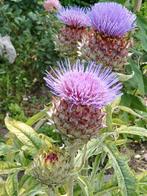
left=54, top=26, right=90, bottom=62
left=79, top=31, right=131, bottom=71
left=52, top=99, right=104, bottom=140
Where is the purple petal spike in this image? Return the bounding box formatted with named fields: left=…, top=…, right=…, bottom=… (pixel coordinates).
left=44, top=60, right=122, bottom=108
left=89, top=2, right=136, bottom=37
left=57, top=6, right=91, bottom=28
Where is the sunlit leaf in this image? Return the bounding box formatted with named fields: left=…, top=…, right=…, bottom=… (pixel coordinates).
left=114, top=105, right=144, bottom=119
left=116, top=72, right=134, bottom=82
left=5, top=173, right=18, bottom=196
left=77, top=176, right=89, bottom=196
left=18, top=175, right=48, bottom=196
left=116, top=126, right=147, bottom=138
left=0, top=143, right=18, bottom=156
left=26, top=108, right=48, bottom=126
left=5, top=116, right=43, bottom=149
left=0, top=161, right=24, bottom=175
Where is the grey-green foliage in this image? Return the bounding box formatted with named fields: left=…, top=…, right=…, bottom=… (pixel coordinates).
left=0, top=107, right=147, bottom=195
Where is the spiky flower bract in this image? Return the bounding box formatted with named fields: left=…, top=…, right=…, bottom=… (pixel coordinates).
left=57, top=6, right=90, bottom=28
left=31, top=145, right=71, bottom=186
left=89, top=2, right=136, bottom=37
left=55, top=6, right=91, bottom=61
left=43, top=0, right=61, bottom=12
left=44, top=60, right=122, bottom=139
left=79, top=3, right=136, bottom=70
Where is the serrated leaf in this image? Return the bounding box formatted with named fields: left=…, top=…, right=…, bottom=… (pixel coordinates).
left=116, top=126, right=147, bottom=137
left=126, top=62, right=145, bottom=95
left=137, top=172, right=147, bottom=195
left=0, top=143, right=18, bottom=156
left=103, top=144, right=137, bottom=196
left=95, top=186, right=119, bottom=196
left=116, top=72, right=134, bottom=82
left=5, top=116, right=42, bottom=149
left=26, top=109, right=48, bottom=126
left=137, top=15, right=147, bottom=52
left=115, top=105, right=144, bottom=119
left=5, top=173, right=18, bottom=196
left=77, top=176, right=89, bottom=196
left=18, top=175, right=48, bottom=196
left=75, top=132, right=117, bottom=168
left=0, top=178, right=7, bottom=196
left=121, top=93, right=146, bottom=112
left=38, top=134, right=53, bottom=146
left=0, top=161, right=24, bottom=175
left=112, top=118, right=127, bottom=126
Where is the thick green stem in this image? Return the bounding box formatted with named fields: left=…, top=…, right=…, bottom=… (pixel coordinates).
left=106, top=105, right=113, bottom=132
left=48, top=187, right=55, bottom=196
left=66, top=139, right=86, bottom=195
left=67, top=177, right=74, bottom=196
left=67, top=149, right=76, bottom=196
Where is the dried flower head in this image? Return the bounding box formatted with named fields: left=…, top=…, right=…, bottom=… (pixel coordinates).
left=89, top=2, right=136, bottom=37
left=57, top=6, right=90, bottom=28
left=44, top=60, right=122, bottom=139
left=43, top=0, right=61, bottom=12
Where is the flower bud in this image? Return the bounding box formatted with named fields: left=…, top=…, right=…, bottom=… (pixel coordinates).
left=31, top=146, right=71, bottom=186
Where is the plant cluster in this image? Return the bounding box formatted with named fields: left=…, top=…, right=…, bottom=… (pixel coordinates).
left=0, top=0, right=147, bottom=196
left=0, top=0, right=60, bottom=119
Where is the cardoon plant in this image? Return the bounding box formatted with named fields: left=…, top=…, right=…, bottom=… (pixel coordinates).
left=79, top=2, right=136, bottom=71
left=44, top=60, right=122, bottom=141
left=54, top=6, right=90, bottom=61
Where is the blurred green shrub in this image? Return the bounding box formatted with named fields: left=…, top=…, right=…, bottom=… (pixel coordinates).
left=0, top=0, right=60, bottom=115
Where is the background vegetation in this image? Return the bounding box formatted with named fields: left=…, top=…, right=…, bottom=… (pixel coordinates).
left=0, top=0, right=147, bottom=123
left=0, top=0, right=147, bottom=195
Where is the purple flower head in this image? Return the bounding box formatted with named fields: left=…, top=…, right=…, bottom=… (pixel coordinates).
left=89, top=2, right=136, bottom=37
left=44, top=60, right=122, bottom=108
left=57, top=6, right=90, bottom=28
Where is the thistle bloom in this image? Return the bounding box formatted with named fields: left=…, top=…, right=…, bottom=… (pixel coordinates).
left=57, top=6, right=90, bottom=28
left=55, top=6, right=91, bottom=60
left=44, top=60, right=122, bottom=139
left=79, top=2, right=136, bottom=70
left=89, top=2, right=136, bottom=37
left=43, top=0, right=61, bottom=12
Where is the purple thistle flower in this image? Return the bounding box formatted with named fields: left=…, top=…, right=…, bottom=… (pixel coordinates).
left=44, top=60, right=122, bottom=108
left=89, top=2, right=136, bottom=37
left=57, top=6, right=90, bottom=28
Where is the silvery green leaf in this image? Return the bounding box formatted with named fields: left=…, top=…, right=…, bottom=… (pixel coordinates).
left=116, top=72, right=134, bottom=82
